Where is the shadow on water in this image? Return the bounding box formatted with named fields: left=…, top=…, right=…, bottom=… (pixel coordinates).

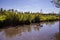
left=0, top=24, right=43, bottom=37
left=0, top=21, right=59, bottom=40
left=54, top=32, right=60, bottom=40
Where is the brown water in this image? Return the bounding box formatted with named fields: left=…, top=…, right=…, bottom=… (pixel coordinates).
left=0, top=21, right=59, bottom=40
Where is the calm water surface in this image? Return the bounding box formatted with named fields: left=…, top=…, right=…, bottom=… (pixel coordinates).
left=0, top=21, right=59, bottom=40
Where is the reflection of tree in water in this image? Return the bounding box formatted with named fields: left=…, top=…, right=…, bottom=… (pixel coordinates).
left=54, top=21, right=60, bottom=40
left=59, top=21, right=60, bottom=33
left=34, top=24, right=42, bottom=31
left=4, top=27, right=22, bottom=37
left=39, top=21, right=55, bottom=26
left=3, top=24, right=42, bottom=37
left=34, top=26, right=40, bottom=31
left=3, top=26, right=31, bottom=37
left=45, top=21, right=55, bottom=25
left=55, top=32, right=60, bottom=40
left=0, top=29, right=3, bottom=32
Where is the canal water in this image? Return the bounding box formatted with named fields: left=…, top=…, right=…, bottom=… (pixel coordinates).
left=0, top=21, right=59, bottom=40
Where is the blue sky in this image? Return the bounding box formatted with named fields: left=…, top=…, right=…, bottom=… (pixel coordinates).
left=0, top=0, right=59, bottom=13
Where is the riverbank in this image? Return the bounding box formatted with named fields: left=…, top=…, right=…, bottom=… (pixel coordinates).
left=0, top=8, right=59, bottom=28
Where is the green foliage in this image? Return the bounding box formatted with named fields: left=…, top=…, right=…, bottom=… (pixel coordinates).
left=0, top=8, right=59, bottom=27
left=0, top=15, right=6, bottom=21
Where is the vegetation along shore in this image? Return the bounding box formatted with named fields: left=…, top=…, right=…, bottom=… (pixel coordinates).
left=0, top=8, right=59, bottom=27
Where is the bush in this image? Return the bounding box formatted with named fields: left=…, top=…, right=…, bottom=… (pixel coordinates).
left=0, top=8, right=59, bottom=27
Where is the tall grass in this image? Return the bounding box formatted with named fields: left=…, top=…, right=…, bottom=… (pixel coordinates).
left=0, top=8, right=59, bottom=27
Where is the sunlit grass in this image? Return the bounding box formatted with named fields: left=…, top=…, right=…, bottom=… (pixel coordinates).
left=0, top=15, right=6, bottom=21
left=0, top=8, right=59, bottom=27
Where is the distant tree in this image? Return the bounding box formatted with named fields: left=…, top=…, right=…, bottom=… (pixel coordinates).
left=0, top=8, right=3, bottom=12
left=40, top=9, right=43, bottom=14
left=0, top=8, right=4, bottom=14
left=8, top=9, right=14, bottom=12
left=4, top=9, right=6, bottom=12
left=8, top=9, right=11, bottom=11
left=11, top=9, right=14, bottom=12
left=24, top=12, right=30, bottom=14
left=15, top=10, right=18, bottom=12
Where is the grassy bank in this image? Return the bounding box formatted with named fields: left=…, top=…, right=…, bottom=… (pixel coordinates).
left=0, top=8, right=59, bottom=27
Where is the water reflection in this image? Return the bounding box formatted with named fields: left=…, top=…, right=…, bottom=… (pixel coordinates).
left=0, top=21, right=59, bottom=40
left=55, top=32, right=60, bottom=40
left=1, top=24, right=42, bottom=37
